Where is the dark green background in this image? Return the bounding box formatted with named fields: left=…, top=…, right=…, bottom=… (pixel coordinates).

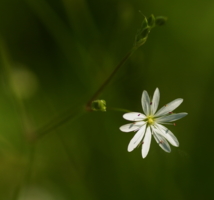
left=0, top=0, right=212, bottom=199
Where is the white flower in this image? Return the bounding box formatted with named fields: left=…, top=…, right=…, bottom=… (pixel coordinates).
left=119, top=88, right=187, bottom=158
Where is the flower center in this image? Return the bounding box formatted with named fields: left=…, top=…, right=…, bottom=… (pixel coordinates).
left=147, top=116, right=155, bottom=125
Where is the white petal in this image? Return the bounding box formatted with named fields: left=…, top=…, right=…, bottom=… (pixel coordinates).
left=154, top=124, right=179, bottom=147
left=141, top=90, right=151, bottom=115
left=155, top=98, right=183, bottom=117
left=152, top=129, right=171, bottom=152
left=151, top=88, right=160, bottom=115
left=156, top=113, right=188, bottom=123
left=119, top=122, right=146, bottom=132
left=141, top=127, right=152, bottom=158
left=123, top=112, right=146, bottom=121
left=128, top=124, right=146, bottom=152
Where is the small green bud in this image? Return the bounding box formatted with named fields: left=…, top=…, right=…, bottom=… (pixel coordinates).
left=91, top=100, right=106, bottom=112
left=134, top=14, right=167, bottom=48
left=141, top=27, right=150, bottom=38
left=147, top=14, right=155, bottom=27
left=155, top=16, right=167, bottom=26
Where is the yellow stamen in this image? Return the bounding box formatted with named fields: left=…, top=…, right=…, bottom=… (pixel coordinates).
left=147, top=116, right=154, bottom=125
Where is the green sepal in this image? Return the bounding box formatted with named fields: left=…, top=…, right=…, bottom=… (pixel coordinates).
left=141, top=17, right=148, bottom=30
left=147, top=14, right=156, bottom=27
left=141, top=27, right=151, bottom=38
left=135, top=37, right=147, bottom=48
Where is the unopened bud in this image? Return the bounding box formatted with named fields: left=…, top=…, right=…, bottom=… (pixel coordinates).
left=155, top=16, right=167, bottom=26
left=91, top=100, right=106, bottom=112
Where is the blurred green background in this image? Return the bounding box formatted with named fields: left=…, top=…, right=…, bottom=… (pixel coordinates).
left=0, top=0, right=213, bottom=199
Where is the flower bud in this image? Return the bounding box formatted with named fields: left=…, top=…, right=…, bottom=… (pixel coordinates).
left=155, top=16, right=167, bottom=26
left=91, top=100, right=106, bottom=112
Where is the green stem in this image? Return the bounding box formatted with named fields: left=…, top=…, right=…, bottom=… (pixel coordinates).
left=34, top=106, right=85, bottom=141
left=108, top=107, right=132, bottom=113
left=86, top=47, right=137, bottom=110
left=33, top=46, right=137, bottom=139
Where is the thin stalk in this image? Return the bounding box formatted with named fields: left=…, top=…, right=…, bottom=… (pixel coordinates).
left=86, top=47, right=137, bottom=110
left=34, top=47, right=137, bottom=138
left=108, top=107, right=132, bottom=113
left=34, top=106, right=85, bottom=140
